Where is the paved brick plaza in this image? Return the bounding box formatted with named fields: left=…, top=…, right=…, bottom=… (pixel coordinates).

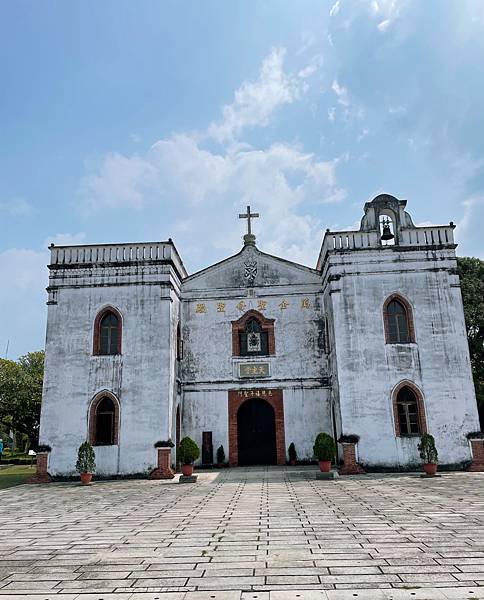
left=2, top=467, right=484, bottom=599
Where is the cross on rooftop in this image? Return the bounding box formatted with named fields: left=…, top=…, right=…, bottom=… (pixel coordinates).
left=239, top=205, right=260, bottom=236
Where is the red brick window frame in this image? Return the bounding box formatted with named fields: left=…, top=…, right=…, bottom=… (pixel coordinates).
left=231, top=309, right=275, bottom=356
left=383, top=294, right=415, bottom=344
left=88, top=391, right=120, bottom=446
left=93, top=306, right=122, bottom=355
left=392, top=380, right=427, bottom=437
left=228, top=389, right=285, bottom=466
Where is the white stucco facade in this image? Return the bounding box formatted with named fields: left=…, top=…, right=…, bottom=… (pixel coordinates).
left=38, top=195, right=480, bottom=476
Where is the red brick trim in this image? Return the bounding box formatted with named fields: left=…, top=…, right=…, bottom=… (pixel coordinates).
left=149, top=447, right=175, bottom=479
left=93, top=306, right=123, bottom=355
left=231, top=309, right=275, bottom=356
left=468, top=439, right=484, bottom=471
left=228, top=389, right=285, bottom=466
left=383, top=293, right=415, bottom=344
left=392, top=380, right=427, bottom=437
left=88, top=390, right=120, bottom=446
left=25, top=451, right=52, bottom=484
left=339, top=442, right=366, bottom=475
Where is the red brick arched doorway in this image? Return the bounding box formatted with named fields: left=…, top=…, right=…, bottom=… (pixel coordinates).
left=228, top=389, right=285, bottom=466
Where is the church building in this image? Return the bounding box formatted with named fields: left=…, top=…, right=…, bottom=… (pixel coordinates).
left=38, top=194, right=480, bottom=475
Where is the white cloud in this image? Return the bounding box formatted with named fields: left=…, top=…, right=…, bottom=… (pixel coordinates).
left=371, top=0, right=409, bottom=32
left=389, top=105, right=407, bottom=115
left=298, top=54, right=324, bottom=79
left=79, top=153, right=157, bottom=213
left=377, top=19, right=391, bottom=31
left=0, top=198, right=34, bottom=217
left=78, top=134, right=346, bottom=266
left=43, top=232, right=87, bottom=247
left=77, top=48, right=344, bottom=267
left=296, top=31, right=316, bottom=55
left=207, top=48, right=315, bottom=143
left=329, top=0, right=340, bottom=17
left=457, top=196, right=483, bottom=234
left=331, top=79, right=349, bottom=106
left=454, top=196, right=484, bottom=258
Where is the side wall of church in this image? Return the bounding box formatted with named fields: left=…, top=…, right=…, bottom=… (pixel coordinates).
left=40, top=260, right=181, bottom=476
left=326, top=247, right=479, bottom=468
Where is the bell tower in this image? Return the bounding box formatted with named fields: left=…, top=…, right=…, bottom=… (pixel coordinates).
left=318, top=194, right=478, bottom=469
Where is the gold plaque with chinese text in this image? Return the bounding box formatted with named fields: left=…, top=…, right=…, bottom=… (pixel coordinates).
left=239, top=362, right=270, bottom=378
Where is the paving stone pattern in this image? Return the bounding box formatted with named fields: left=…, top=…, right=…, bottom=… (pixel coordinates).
left=1, top=467, right=484, bottom=599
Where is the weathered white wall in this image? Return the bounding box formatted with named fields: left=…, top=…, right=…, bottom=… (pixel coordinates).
left=182, top=389, right=228, bottom=460
left=180, top=245, right=331, bottom=462
left=40, top=252, right=182, bottom=476
left=325, top=246, right=479, bottom=467
left=282, top=387, right=332, bottom=459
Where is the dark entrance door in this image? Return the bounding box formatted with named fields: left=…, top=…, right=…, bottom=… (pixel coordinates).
left=237, top=398, right=277, bottom=465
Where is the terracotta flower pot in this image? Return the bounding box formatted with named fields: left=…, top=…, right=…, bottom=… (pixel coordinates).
left=80, top=472, right=92, bottom=485
left=423, top=463, right=438, bottom=476
left=182, top=464, right=194, bottom=476
left=319, top=460, right=332, bottom=473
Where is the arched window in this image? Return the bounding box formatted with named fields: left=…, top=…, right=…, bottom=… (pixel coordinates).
left=93, top=308, right=122, bottom=355
left=89, top=393, right=120, bottom=446
left=232, top=310, right=275, bottom=357
left=393, top=382, right=426, bottom=437
left=383, top=295, right=414, bottom=344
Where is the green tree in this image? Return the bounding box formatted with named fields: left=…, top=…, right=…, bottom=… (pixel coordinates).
left=0, top=351, right=44, bottom=448
left=457, top=257, right=484, bottom=414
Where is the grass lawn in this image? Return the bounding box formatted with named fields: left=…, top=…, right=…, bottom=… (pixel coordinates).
left=0, top=465, right=36, bottom=490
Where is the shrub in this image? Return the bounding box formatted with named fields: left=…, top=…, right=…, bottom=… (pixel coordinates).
left=216, top=445, right=225, bottom=464
left=338, top=434, right=360, bottom=444
left=36, top=444, right=52, bottom=453
left=466, top=431, right=484, bottom=440
left=154, top=440, right=174, bottom=448
left=75, top=441, right=96, bottom=474
left=178, top=437, right=200, bottom=465
left=313, top=433, right=336, bottom=462
left=288, top=442, right=297, bottom=462
left=417, top=433, right=438, bottom=464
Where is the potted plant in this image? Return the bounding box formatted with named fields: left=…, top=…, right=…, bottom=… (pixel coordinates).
left=216, top=445, right=225, bottom=468
left=36, top=444, right=52, bottom=453
left=337, top=434, right=360, bottom=444
left=178, top=436, right=200, bottom=476
left=288, top=442, right=297, bottom=465
left=76, top=441, right=96, bottom=485
left=313, top=432, right=336, bottom=472
left=417, top=433, right=438, bottom=475
left=154, top=439, right=175, bottom=448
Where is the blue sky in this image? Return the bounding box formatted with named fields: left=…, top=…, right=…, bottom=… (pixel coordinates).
left=1, top=0, right=483, bottom=359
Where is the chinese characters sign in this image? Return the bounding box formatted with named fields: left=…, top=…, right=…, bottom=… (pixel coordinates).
left=194, top=297, right=314, bottom=314
left=239, top=362, right=270, bottom=378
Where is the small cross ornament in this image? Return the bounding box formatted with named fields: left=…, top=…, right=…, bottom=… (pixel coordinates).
left=239, top=205, right=260, bottom=246
left=239, top=205, right=260, bottom=236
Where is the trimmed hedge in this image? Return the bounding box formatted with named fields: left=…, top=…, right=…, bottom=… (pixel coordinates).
left=2, top=458, right=36, bottom=465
